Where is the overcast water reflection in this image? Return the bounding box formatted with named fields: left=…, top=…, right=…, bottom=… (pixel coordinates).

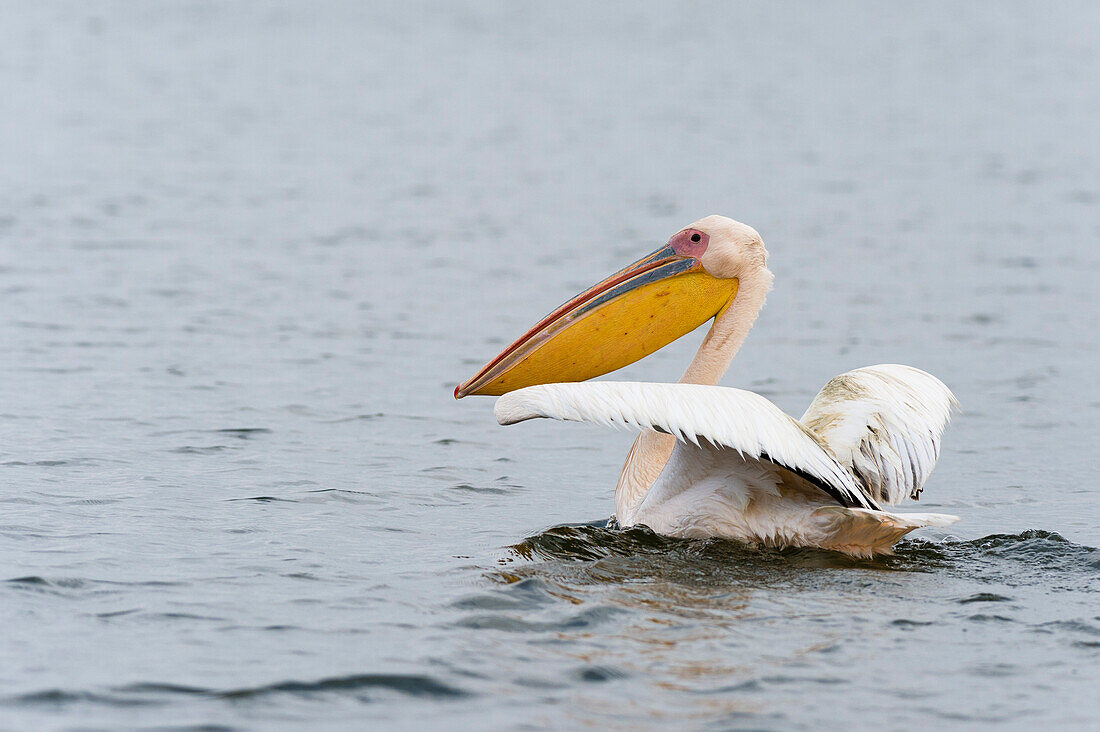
left=1, top=1, right=1099, bottom=729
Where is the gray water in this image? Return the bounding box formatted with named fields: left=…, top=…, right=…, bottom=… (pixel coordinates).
left=1, top=1, right=1098, bottom=729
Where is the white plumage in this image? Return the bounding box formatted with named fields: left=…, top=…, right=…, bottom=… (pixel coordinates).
left=802, top=364, right=958, bottom=506
left=496, top=379, right=875, bottom=509
left=496, top=365, right=958, bottom=557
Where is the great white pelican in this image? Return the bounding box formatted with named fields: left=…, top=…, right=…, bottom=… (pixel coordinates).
left=455, top=216, right=957, bottom=557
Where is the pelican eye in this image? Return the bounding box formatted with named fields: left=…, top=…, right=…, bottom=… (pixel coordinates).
left=690, top=233, right=701, bottom=243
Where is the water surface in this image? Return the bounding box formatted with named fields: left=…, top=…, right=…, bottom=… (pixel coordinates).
left=1, top=1, right=1099, bottom=729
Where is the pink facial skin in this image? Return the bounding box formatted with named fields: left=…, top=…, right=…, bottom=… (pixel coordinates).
left=668, top=228, right=709, bottom=259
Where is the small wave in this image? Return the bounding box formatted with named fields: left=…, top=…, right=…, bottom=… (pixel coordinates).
left=454, top=605, right=623, bottom=633
left=891, top=618, right=934, bottom=627
left=212, top=428, right=272, bottom=439
left=4, top=576, right=188, bottom=599
left=499, top=524, right=1100, bottom=591
left=966, top=613, right=1016, bottom=623
left=11, top=689, right=157, bottom=708
left=5, top=576, right=91, bottom=593
left=514, top=524, right=1096, bottom=563
left=9, top=674, right=470, bottom=709
left=2, top=458, right=99, bottom=467
left=908, top=529, right=1100, bottom=584
left=507, top=522, right=913, bottom=570
left=172, top=445, right=237, bottom=454
left=225, top=674, right=470, bottom=700
left=450, top=483, right=509, bottom=495
left=450, top=576, right=557, bottom=612
left=576, top=665, right=629, bottom=683
left=1033, top=619, right=1100, bottom=637
left=957, top=592, right=1013, bottom=604
left=509, top=522, right=689, bottom=563
left=6, top=575, right=53, bottom=586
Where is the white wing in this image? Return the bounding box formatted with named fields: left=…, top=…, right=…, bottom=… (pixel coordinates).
left=495, top=381, right=879, bottom=510
left=800, top=364, right=957, bottom=505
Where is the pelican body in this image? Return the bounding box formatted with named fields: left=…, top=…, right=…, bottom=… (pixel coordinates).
left=456, top=216, right=957, bottom=557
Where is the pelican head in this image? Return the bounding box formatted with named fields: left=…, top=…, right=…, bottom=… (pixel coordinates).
left=455, top=215, right=768, bottom=398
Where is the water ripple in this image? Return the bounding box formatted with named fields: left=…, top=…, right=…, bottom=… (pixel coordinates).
left=10, top=674, right=470, bottom=709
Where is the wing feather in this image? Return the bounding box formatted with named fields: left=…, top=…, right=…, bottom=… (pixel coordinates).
left=494, top=381, right=879, bottom=510
left=800, top=364, right=957, bottom=505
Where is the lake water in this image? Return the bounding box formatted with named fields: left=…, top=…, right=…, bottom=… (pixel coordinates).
left=2, top=1, right=1098, bottom=729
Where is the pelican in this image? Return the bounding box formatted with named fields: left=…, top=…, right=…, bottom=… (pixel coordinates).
left=455, top=216, right=958, bottom=557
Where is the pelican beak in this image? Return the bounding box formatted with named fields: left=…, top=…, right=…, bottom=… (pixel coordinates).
left=455, top=245, right=738, bottom=398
